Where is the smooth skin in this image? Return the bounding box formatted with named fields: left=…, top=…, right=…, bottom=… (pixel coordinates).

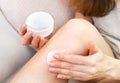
left=11, top=18, right=115, bottom=83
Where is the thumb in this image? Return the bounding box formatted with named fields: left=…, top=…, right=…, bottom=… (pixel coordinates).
left=88, top=41, right=99, bottom=55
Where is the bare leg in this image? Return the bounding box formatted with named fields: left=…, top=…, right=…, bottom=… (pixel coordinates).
left=10, top=19, right=114, bottom=83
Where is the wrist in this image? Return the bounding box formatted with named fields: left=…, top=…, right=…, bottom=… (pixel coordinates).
left=106, top=57, right=120, bottom=80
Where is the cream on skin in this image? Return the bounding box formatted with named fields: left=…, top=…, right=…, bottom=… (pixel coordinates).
left=47, top=50, right=66, bottom=65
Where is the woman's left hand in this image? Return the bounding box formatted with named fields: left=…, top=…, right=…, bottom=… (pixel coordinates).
left=48, top=42, right=115, bottom=81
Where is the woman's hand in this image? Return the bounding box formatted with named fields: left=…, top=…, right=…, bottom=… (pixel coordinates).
left=48, top=42, right=118, bottom=81
left=19, top=24, right=47, bottom=50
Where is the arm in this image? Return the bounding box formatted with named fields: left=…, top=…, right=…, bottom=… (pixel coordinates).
left=108, top=57, right=120, bottom=79
left=48, top=42, right=120, bottom=82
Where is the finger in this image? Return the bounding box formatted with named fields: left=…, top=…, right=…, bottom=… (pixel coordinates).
left=53, top=53, right=95, bottom=66
left=22, top=31, right=33, bottom=45
left=19, top=24, right=27, bottom=36
left=32, top=34, right=40, bottom=49
left=57, top=73, right=92, bottom=81
left=49, top=61, right=96, bottom=74
left=49, top=67, right=86, bottom=75
left=39, top=37, right=46, bottom=47
left=49, top=68, right=92, bottom=81
left=88, top=41, right=99, bottom=55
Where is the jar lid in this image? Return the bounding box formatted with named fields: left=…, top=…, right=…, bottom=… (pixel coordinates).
left=26, top=12, right=54, bottom=37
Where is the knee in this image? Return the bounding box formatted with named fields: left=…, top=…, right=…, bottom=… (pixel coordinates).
left=64, top=18, right=96, bottom=34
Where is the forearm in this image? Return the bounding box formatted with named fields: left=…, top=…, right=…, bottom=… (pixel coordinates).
left=106, top=57, right=120, bottom=80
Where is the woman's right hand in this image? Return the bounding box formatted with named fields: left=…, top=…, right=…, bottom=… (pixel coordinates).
left=19, top=24, right=47, bottom=50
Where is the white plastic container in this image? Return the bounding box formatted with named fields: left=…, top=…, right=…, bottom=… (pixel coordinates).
left=25, top=12, right=54, bottom=37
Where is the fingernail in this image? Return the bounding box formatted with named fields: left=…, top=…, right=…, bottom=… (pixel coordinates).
left=22, top=24, right=26, bottom=27
left=49, top=68, right=55, bottom=71
left=34, top=35, right=40, bottom=40
left=54, top=54, right=59, bottom=58
left=49, top=62, right=55, bottom=66
left=19, top=31, right=22, bottom=35
left=57, top=74, right=63, bottom=78
left=27, top=31, right=32, bottom=35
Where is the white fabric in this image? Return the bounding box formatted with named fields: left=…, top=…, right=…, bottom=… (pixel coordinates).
left=93, top=0, right=120, bottom=59
left=0, top=0, right=74, bottom=32
left=0, top=10, right=36, bottom=83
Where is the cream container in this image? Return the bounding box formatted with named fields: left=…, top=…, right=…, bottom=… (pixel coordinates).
left=25, top=12, right=54, bottom=37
